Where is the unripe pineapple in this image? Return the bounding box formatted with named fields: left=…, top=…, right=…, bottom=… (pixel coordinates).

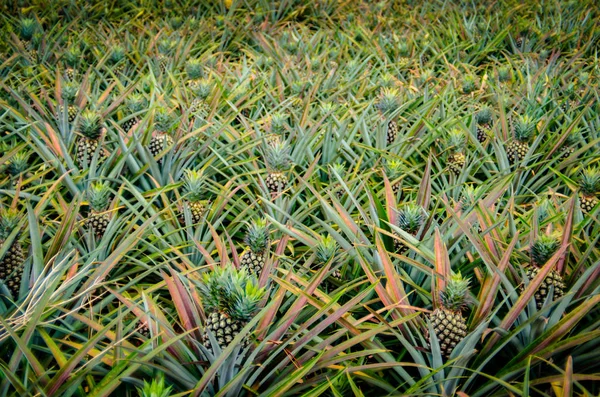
left=521, top=234, right=565, bottom=310
left=63, top=46, right=81, bottom=81
left=18, top=18, right=37, bottom=61
left=0, top=209, right=25, bottom=297
left=85, top=181, right=111, bottom=237
left=7, top=151, right=30, bottom=185
left=475, top=106, right=492, bottom=143
left=315, top=234, right=341, bottom=279
left=376, top=87, right=400, bottom=145
left=330, top=163, right=347, bottom=199
left=189, top=78, right=212, bottom=118
left=430, top=272, right=470, bottom=357
left=265, top=142, right=291, bottom=194
left=393, top=204, right=425, bottom=254
left=446, top=128, right=467, bottom=176
left=108, top=44, right=127, bottom=75
left=121, top=93, right=146, bottom=133
left=507, top=114, right=535, bottom=164
left=559, top=129, right=579, bottom=160
left=185, top=58, right=205, bottom=88
left=497, top=66, right=512, bottom=83
left=267, top=112, right=288, bottom=146
left=148, top=107, right=174, bottom=163
left=240, top=219, right=270, bottom=276
left=76, top=110, right=106, bottom=167
left=384, top=159, right=404, bottom=197
left=579, top=166, right=600, bottom=214
left=198, top=265, right=265, bottom=350
left=57, top=81, right=78, bottom=123
left=181, top=169, right=210, bottom=224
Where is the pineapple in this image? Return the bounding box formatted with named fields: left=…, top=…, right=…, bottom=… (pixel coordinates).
left=579, top=166, right=600, bottom=214
left=330, top=163, right=347, bottom=199
left=240, top=219, right=270, bottom=276
left=430, top=272, right=470, bottom=357
left=506, top=114, right=535, bottom=164
left=0, top=209, right=25, bottom=297
left=63, top=46, right=81, bottom=81
left=521, top=234, right=565, bottom=310
left=497, top=66, right=511, bottom=83
left=185, top=58, right=205, bottom=89
left=376, top=87, right=400, bottom=145
left=461, top=75, right=476, bottom=95
left=384, top=159, right=404, bottom=197
left=121, top=93, right=145, bottom=133
left=315, top=234, right=341, bottom=279
left=264, top=142, right=291, bottom=194
left=108, top=44, right=127, bottom=75
left=76, top=110, right=106, bottom=167
left=559, top=129, right=579, bottom=160
left=475, top=106, right=492, bottom=143
left=7, top=151, right=30, bottom=185
left=57, top=81, right=78, bottom=123
left=148, top=107, right=174, bottom=162
left=156, top=38, right=176, bottom=74
left=85, top=181, right=111, bottom=237
left=189, top=78, right=212, bottom=118
left=267, top=112, right=288, bottom=146
left=181, top=169, right=210, bottom=224
left=198, top=265, right=265, bottom=350
left=446, top=128, right=467, bottom=176
left=136, top=376, right=172, bottom=397
left=18, top=18, right=37, bottom=62
left=393, top=204, right=425, bottom=254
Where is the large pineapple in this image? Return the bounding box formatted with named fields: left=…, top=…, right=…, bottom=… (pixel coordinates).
left=0, top=209, right=25, bottom=298
left=264, top=142, right=291, bottom=194
left=181, top=169, right=210, bottom=224
left=393, top=204, right=425, bottom=254
left=506, top=114, right=535, bottom=164
left=76, top=110, right=106, bottom=167
left=240, top=219, right=270, bottom=276
left=475, top=106, right=492, bottom=143
left=57, top=81, right=78, bottom=123
left=430, top=272, right=470, bottom=357
left=315, top=234, right=341, bottom=279
left=121, top=93, right=146, bottom=133
left=148, top=107, right=174, bottom=162
left=376, top=87, right=400, bottom=145
left=521, top=234, right=565, bottom=310
left=579, top=166, right=600, bottom=214
left=199, top=265, right=265, bottom=350
left=446, top=128, right=467, bottom=176
left=85, top=181, right=111, bottom=237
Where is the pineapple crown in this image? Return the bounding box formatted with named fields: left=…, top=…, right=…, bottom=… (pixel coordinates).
left=531, top=233, right=560, bottom=266
left=136, top=375, right=172, bottom=397
left=462, top=75, right=476, bottom=94
left=265, top=142, right=291, bottom=172
left=497, top=66, right=511, bottom=82
left=198, top=265, right=265, bottom=321
left=157, top=38, right=176, bottom=55
left=376, top=87, right=400, bottom=116
left=62, top=81, right=79, bottom=101
left=397, top=204, right=425, bottom=234
left=189, top=78, right=212, bottom=100
left=64, top=46, right=81, bottom=67
left=109, top=45, right=126, bottom=64
left=460, top=185, right=482, bottom=209
left=183, top=169, right=204, bottom=202
left=315, top=234, right=338, bottom=265
left=154, top=107, right=173, bottom=132
left=379, top=73, right=396, bottom=88
left=270, top=112, right=288, bottom=134
left=475, top=107, right=492, bottom=125
left=125, top=93, right=146, bottom=113
left=398, top=42, right=410, bottom=56
left=8, top=151, right=29, bottom=176
left=244, top=218, right=270, bottom=253
left=19, top=18, right=37, bottom=41
left=439, top=272, right=471, bottom=312
left=580, top=166, right=600, bottom=196
left=87, top=181, right=111, bottom=211
left=513, top=114, right=536, bottom=142
left=447, top=128, right=466, bottom=153
left=385, top=159, right=404, bottom=178
left=536, top=198, right=552, bottom=222
left=78, top=110, right=103, bottom=140
left=330, top=163, right=346, bottom=179
left=185, top=58, right=204, bottom=80
left=0, top=208, right=21, bottom=240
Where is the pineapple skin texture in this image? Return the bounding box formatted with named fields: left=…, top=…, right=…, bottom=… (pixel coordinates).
left=429, top=308, right=467, bottom=357
left=521, top=267, right=565, bottom=310
left=202, top=311, right=245, bottom=350
left=0, top=239, right=25, bottom=297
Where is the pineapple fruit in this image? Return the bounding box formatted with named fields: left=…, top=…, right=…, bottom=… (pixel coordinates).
left=18, top=18, right=38, bottom=62
left=315, top=234, right=341, bottom=279
left=137, top=376, right=172, bottom=397
left=384, top=159, right=404, bottom=197
left=521, top=234, right=565, bottom=310
left=198, top=265, right=265, bottom=350
left=446, top=128, right=467, bottom=176
left=121, top=93, right=146, bottom=133
left=7, top=151, right=30, bottom=185
left=85, top=181, right=111, bottom=237
left=579, top=166, right=600, bottom=214
left=393, top=204, right=425, bottom=254
left=63, top=46, right=81, bottom=81
left=108, top=44, right=127, bottom=76
left=148, top=107, right=174, bottom=162
left=0, top=209, right=25, bottom=297
left=330, top=163, right=347, bottom=200
left=156, top=38, right=176, bottom=74
left=376, top=87, right=400, bottom=146
left=265, top=142, right=291, bottom=194
left=180, top=169, right=210, bottom=224
left=430, top=272, right=470, bottom=357
left=185, top=58, right=212, bottom=118
left=240, top=219, right=270, bottom=276
left=475, top=106, right=492, bottom=143
left=76, top=110, right=106, bottom=167
left=507, top=114, right=535, bottom=164
left=57, top=81, right=78, bottom=123
left=267, top=112, right=288, bottom=146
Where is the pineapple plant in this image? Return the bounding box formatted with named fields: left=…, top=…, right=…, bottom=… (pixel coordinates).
left=430, top=272, right=470, bottom=357
left=76, top=110, right=106, bottom=167
left=85, top=181, right=111, bottom=237
left=0, top=209, right=25, bottom=297
left=121, top=93, right=145, bottom=133
left=57, top=81, right=78, bottom=123
left=315, top=234, right=341, bottom=279
left=461, top=75, right=476, bottom=95
left=446, top=128, right=467, bottom=176
left=136, top=376, right=172, bottom=397
left=384, top=159, right=404, bottom=197
left=521, top=234, right=565, bottom=310
left=185, top=58, right=212, bottom=118
left=198, top=265, right=265, bottom=350
left=559, top=129, right=579, bottom=160
left=156, top=38, right=176, bottom=74
left=330, top=163, right=347, bottom=199
left=475, top=106, right=492, bottom=143
left=240, top=219, right=270, bottom=276
left=267, top=112, right=288, bottom=146
left=264, top=142, right=291, bottom=194
left=148, top=107, right=174, bottom=162
left=393, top=204, right=425, bottom=254
left=63, top=46, right=81, bottom=81
left=108, top=44, right=127, bottom=75
left=376, top=87, right=400, bottom=145
left=7, top=151, right=30, bottom=185
left=180, top=169, right=210, bottom=224
left=18, top=18, right=38, bottom=62
left=579, top=166, right=600, bottom=214
left=506, top=114, right=535, bottom=164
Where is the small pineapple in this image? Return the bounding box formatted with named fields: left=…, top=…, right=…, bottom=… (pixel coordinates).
left=446, top=128, right=467, bottom=176
left=148, top=107, right=174, bottom=162
left=506, top=114, right=535, bottom=164
left=85, top=181, right=111, bottom=237
left=189, top=78, right=212, bottom=118
left=267, top=112, right=288, bottom=146
left=18, top=18, right=37, bottom=61
left=430, top=272, right=470, bottom=357
left=264, top=142, right=291, bottom=194
left=57, top=81, right=78, bottom=123
left=0, top=209, right=25, bottom=297
left=384, top=159, right=404, bottom=197
left=559, top=129, right=579, bottom=160
left=521, top=234, right=565, bottom=310
left=156, top=38, right=176, bottom=74
left=63, top=46, right=81, bottom=81
left=240, top=219, right=270, bottom=276
left=376, top=87, right=400, bottom=145
left=7, top=151, right=30, bottom=185
left=330, top=163, right=347, bottom=199
left=315, top=234, right=341, bottom=279
left=108, top=44, right=127, bottom=75
left=121, top=93, right=146, bottom=133
left=199, top=265, right=265, bottom=350
left=185, top=58, right=205, bottom=89
left=136, top=376, right=172, bottom=397
left=76, top=110, right=106, bottom=167
left=181, top=169, right=210, bottom=224
left=475, top=107, right=492, bottom=143
left=579, top=166, right=600, bottom=214
left=393, top=204, right=425, bottom=254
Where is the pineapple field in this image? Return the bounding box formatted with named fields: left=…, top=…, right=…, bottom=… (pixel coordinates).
left=1, top=0, right=600, bottom=395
